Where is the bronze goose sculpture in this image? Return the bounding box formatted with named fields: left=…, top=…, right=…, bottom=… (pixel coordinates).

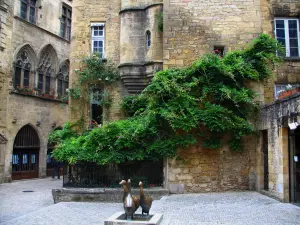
left=120, top=179, right=134, bottom=220
left=127, top=179, right=140, bottom=213
left=139, top=181, right=153, bottom=216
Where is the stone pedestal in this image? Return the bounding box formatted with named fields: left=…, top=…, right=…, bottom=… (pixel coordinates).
left=104, top=212, right=163, bottom=225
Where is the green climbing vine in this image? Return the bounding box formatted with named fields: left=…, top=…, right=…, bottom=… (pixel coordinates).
left=50, top=34, right=282, bottom=165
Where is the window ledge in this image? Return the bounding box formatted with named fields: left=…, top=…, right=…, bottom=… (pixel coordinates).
left=14, top=16, right=70, bottom=43
left=284, top=57, right=300, bottom=62
left=10, top=90, right=68, bottom=104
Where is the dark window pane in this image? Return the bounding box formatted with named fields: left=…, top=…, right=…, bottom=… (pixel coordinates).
left=21, top=2, right=27, bottom=20
left=29, top=7, right=35, bottom=23
left=94, top=30, right=98, bottom=36
left=276, top=29, right=285, bottom=38
left=15, top=67, right=21, bottom=87
left=290, top=39, right=299, bottom=48
left=57, top=79, right=62, bottom=96
left=64, top=82, right=69, bottom=96
left=99, top=41, right=103, bottom=47
left=62, top=7, right=66, bottom=15
left=289, top=29, right=298, bottom=38
left=288, top=20, right=297, bottom=29
left=38, top=74, right=43, bottom=90
left=276, top=20, right=284, bottom=29
left=290, top=48, right=299, bottom=57
left=45, top=76, right=50, bottom=93
left=67, top=9, right=71, bottom=18
left=23, top=70, right=30, bottom=87
left=67, top=27, right=71, bottom=41
left=60, top=21, right=65, bottom=38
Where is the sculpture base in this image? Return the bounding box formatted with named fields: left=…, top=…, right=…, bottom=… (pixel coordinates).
left=104, top=212, right=163, bottom=225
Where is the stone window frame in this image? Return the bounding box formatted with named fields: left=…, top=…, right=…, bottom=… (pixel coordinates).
left=13, top=47, right=37, bottom=89
left=57, top=60, right=69, bottom=97
left=146, top=30, right=151, bottom=48
left=274, top=18, right=300, bottom=58
left=60, top=3, right=72, bottom=41
left=37, top=45, right=58, bottom=94
left=89, top=84, right=104, bottom=129
left=20, top=0, right=37, bottom=24
left=91, top=23, right=105, bottom=58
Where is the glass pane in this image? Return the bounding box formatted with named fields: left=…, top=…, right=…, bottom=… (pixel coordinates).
left=276, top=20, right=284, bottom=29
left=289, top=20, right=297, bottom=29
left=99, top=30, right=103, bottom=36
left=29, top=7, right=35, bottom=23
left=62, top=7, right=66, bottom=15
left=30, top=0, right=36, bottom=6
left=98, top=41, right=103, bottom=47
left=94, top=30, right=98, bottom=36
left=31, top=154, right=36, bottom=164
left=289, top=29, right=298, bottom=38
left=290, top=39, right=298, bottom=48
left=276, top=29, right=285, bottom=38
left=57, top=79, right=62, bottom=96
left=60, top=21, right=65, bottom=38
left=94, top=41, right=98, bottom=47
left=15, top=67, right=21, bottom=87
left=21, top=2, right=27, bottom=20
left=67, top=19, right=71, bottom=26
left=38, top=74, right=43, bottom=90
left=290, top=48, right=299, bottom=57
left=67, top=9, right=72, bottom=18
left=24, top=70, right=30, bottom=87
left=67, top=27, right=71, bottom=41
left=45, top=76, right=50, bottom=93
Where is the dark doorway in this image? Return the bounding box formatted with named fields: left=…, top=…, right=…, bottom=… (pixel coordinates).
left=12, top=125, right=40, bottom=180
left=262, top=130, right=269, bottom=190
left=290, top=127, right=300, bottom=203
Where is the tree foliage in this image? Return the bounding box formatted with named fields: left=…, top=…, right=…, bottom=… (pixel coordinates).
left=51, top=34, right=281, bottom=164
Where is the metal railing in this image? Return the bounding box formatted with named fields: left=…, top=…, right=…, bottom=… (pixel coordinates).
left=62, top=160, right=164, bottom=188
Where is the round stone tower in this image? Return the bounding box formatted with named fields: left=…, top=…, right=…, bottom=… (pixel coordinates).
left=119, top=0, right=163, bottom=93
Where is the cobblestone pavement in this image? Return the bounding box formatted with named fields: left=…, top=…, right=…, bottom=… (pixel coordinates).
left=1, top=179, right=300, bottom=225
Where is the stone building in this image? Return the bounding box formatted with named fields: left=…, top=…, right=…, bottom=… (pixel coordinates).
left=69, top=0, right=299, bottom=203
left=0, top=0, right=72, bottom=183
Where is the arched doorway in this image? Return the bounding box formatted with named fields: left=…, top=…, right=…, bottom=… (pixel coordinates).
left=12, top=125, right=40, bottom=180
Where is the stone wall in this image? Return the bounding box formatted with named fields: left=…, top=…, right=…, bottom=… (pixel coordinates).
left=167, top=137, right=256, bottom=193
left=163, top=0, right=262, bottom=69
left=0, top=0, right=72, bottom=182
left=257, top=94, right=300, bottom=201
left=261, top=0, right=300, bottom=103
left=69, top=0, right=124, bottom=125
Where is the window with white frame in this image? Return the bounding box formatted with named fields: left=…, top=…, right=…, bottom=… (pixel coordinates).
left=275, top=18, right=300, bottom=57
left=91, top=23, right=105, bottom=57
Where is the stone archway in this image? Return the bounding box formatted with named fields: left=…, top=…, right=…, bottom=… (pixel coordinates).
left=12, top=125, right=40, bottom=180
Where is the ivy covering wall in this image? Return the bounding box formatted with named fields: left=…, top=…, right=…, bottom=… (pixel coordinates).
left=49, top=34, right=281, bottom=165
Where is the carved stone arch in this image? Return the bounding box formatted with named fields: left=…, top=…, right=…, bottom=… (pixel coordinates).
left=13, top=44, right=37, bottom=70
left=57, top=59, right=70, bottom=81
left=37, top=44, right=58, bottom=77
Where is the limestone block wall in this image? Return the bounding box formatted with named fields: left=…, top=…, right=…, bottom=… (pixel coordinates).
left=167, top=137, right=256, bottom=193
left=119, top=3, right=163, bottom=93
left=163, top=0, right=262, bottom=69
left=261, top=0, right=300, bottom=103
left=121, top=0, right=162, bottom=10
left=70, top=0, right=123, bottom=125
left=258, top=94, right=300, bottom=201
left=13, top=0, right=73, bottom=37
left=3, top=95, right=69, bottom=182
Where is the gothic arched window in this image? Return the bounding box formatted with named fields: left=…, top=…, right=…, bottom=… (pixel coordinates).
left=57, top=62, right=69, bottom=97
left=37, top=45, right=57, bottom=93
left=14, top=51, right=32, bottom=88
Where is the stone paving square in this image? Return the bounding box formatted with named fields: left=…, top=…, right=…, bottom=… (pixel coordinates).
left=0, top=178, right=300, bottom=225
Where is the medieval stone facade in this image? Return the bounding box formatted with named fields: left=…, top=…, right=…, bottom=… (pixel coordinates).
left=0, top=0, right=72, bottom=183
left=69, top=0, right=300, bottom=203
